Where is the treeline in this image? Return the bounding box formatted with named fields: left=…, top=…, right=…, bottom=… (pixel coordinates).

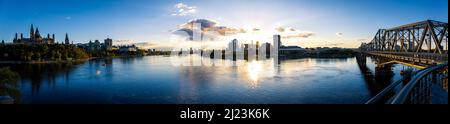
left=316, top=49, right=356, bottom=58
left=0, top=67, right=21, bottom=104
left=89, top=49, right=148, bottom=57
left=0, top=44, right=89, bottom=61
left=147, top=50, right=171, bottom=56
left=280, top=48, right=356, bottom=59
left=86, top=49, right=119, bottom=58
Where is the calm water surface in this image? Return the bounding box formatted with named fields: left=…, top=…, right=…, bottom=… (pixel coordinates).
left=1, top=55, right=414, bottom=104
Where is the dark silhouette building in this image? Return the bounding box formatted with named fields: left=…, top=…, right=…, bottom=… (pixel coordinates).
left=65, top=33, right=70, bottom=45
left=77, top=38, right=115, bottom=52
left=104, top=38, right=113, bottom=50
left=13, top=24, right=55, bottom=44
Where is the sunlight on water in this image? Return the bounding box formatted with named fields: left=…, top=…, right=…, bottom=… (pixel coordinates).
left=96, top=70, right=102, bottom=75
left=0, top=55, right=413, bottom=104
left=247, top=60, right=262, bottom=88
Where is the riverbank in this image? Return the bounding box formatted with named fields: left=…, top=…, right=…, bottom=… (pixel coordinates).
left=279, top=53, right=356, bottom=59
left=0, top=58, right=93, bottom=64
left=0, top=55, right=150, bottom=64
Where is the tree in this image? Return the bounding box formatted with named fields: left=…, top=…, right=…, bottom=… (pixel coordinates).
left=0, top=44, right=91, bottom=61
left=0, top=67, right=21, bottom=104
left=56, top=51, right=62, bottom=60
left=27, top=52, right=34, bottom=61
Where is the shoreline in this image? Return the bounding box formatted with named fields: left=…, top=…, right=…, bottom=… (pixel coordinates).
left=0, top=58, right=94, bottom=64
left=0, top=55, right=146, bottom=64
left=0, top=54, right=356, bottom=64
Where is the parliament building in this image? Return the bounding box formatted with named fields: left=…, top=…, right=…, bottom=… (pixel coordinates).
left=12, top=24, right=62, bottom=44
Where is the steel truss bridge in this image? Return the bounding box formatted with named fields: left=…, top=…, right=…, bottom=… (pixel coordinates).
left=359, top=20, right=448, bottom=104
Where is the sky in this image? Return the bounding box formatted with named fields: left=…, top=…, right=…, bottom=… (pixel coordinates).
left=0, top=0, right=448, bottom=48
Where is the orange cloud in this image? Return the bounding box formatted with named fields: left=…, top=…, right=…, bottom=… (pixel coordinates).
left=282, top=32, right=315, bottom=38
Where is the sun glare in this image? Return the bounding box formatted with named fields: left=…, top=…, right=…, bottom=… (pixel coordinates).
left=247, top=60, right=262, bottom=88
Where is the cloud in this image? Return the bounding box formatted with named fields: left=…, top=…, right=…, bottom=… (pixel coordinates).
left=172, top=3, right=197, bottom=16
left=322, top=43, right=344, bottom=47
left=336, top=32, right=343, bottom=36
left=288, top=27, right=296, bottom=31
left=178, top=18, right=217, bottom=29
left=275, top=26, right=297, bottom=32
left=275, top=26, right=314, bottom=39
left=113, top=39, right=136, bottom=46
left=282, top=32, right=315, bottom=38
left=133, top=42, right=159, bottom=49
left=113, top=40, right=164, bottom=50
left=356, top=38, right=368, bottom=42
left=173, top=19, right=246, bottom=41
left=252, top=28, right=261, bottom=32
left=275, top=27, right=285, bottom=32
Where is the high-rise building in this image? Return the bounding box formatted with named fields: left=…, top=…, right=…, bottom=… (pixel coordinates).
left=273, top=35, right=281, bottom=49
left=228, top=39, right=239, bottom=51
left=104, top=38, right=113, bottom=50
left=273, top=35, right=281, bottom=57
left=94, top=40, right=101, bottom=50
left=256, top=41, right=259, bottom=56
left=227, top=39, right=239, bottom=61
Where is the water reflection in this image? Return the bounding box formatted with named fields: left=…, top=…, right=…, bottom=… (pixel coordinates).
left=1, top=62, right=82, bottom=95
left=0, top=55, right=414, bottom=104
left=247, top=61, right=262, bottom=88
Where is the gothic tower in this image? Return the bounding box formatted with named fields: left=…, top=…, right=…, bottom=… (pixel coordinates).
left=13, top=33, right=18, bottom=43
left=30, top=24, right=35, bottom=42
left=35, top=27, right=41, bottom=43
left=65, top=33, right=70, bottom=44
left=35, top=28, right=40, bottom=36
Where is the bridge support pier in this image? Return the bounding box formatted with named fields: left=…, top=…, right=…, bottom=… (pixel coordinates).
left=375, top=64, right=394, bottom=77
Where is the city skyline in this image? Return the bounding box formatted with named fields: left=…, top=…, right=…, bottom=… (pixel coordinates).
left=0, top=0, right=448, bottom=48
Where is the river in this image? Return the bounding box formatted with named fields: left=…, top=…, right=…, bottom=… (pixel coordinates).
left=0, top=55, right=416, bottom=104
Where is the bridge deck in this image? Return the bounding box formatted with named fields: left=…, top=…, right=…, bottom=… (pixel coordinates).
left=364, top=51, right=448, bottom=66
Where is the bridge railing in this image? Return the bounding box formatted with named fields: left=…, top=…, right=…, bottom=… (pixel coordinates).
left=390, top=63, right=448, bottom=104
left=365, top=70, right=420, bottom=104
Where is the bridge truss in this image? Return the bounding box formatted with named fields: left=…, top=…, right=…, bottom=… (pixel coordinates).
left=360, top=20, right=448, bottom=65
left=360, top=20, right=448, bottom=104
left=361, top=20, right=448, bottom=54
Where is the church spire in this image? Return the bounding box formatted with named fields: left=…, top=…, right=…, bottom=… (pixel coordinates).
left=35, top=27, right=40, bottom=37
left=65, top=33, right=70, bottom=45
left=30, top=24, right=34, bottom=41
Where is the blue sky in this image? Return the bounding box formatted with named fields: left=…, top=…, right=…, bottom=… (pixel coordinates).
left=0, top=0, right=448, bottom=48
